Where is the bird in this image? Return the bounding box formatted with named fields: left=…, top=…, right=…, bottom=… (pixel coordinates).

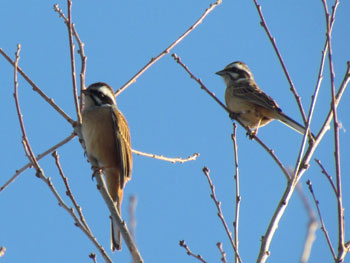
left=81, top=82, right=132, bottom=252
left=216, top=61, right=307, bottom=136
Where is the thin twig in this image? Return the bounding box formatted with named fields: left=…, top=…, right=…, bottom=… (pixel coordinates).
left=132, top=149, right=199, bottom=163
left=66, top=0, right=81, bottom=123
left=0, top=133, right=75, bottom=193
left=0, top=48, right=75, bottom=126
left=315, top=159, right=337, bottom=195
left=171, top=53, right=291, bottom=180
left=231, top=123, right=241, bottom=263
left=115, top=0, right=222, bottom=96
left=179, top=240, right=207, bottom=263
left=252, top=0, right=307, bottom=125
left=13, top=44, right=40, bottom=171
left=306, top=180, right=336, bottom=259
left=322, top=0, right=345, bottom=259
left=52, top=151, right=92, bottom=234
left=202, top=167, right=242, bottom=263
left=53, top=3, right=87, bottom=111
left=293, top=1, right=339, bottom=182
left=216, top=242, right=227, bottom=263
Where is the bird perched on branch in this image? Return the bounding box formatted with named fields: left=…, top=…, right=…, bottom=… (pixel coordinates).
left=81, top=82, right=132, bottom=251
left=216, top=61, right=307, bottom=136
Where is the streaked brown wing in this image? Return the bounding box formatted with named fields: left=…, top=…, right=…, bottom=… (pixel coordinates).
left=233, top=79, right=282, bottom=112
left=111, top=106, right=133, bottom=189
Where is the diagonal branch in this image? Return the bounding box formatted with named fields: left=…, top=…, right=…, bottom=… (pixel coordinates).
left=0, top=133, right=75, bottom=193
left=94, top=171, right=143, bottom=263
left=306, top=180, right=336, bottom=260
left=202, top=166, right=242, bottom=263
left=252, top=0, right=307, bottom=125
left=0, top=48, right=75, bottom=126
left=179, top=240, right=208, bottom=263
left=115, top=0, right=222, bottom=96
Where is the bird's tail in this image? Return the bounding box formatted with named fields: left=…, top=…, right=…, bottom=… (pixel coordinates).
left=111, top=200, right=122, bottom=252
left=277, top=112, right=306, bottom=135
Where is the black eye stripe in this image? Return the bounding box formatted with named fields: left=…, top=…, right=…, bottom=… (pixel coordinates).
left=90, top=90, right=114, bottom=106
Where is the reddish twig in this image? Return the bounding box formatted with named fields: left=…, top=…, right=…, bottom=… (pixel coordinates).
left=216, top=242, right=227, bottom=263
left=306, top=180, right=336, bottom=260
left=115, top=0, right=222, bottom=96
left=231, top=123, right=241, bottom=263
left=53, top=3, right=87, bottom=111
left=322, top=0, right=345, bottom=259
left=0, top=48, right=75, bottom=126
left=179, top=240, right=207, bottom=263
left=132, top=149, right=199, bottom=164
left=0, top=133, right=75, bottom=193
left=66, top=0, right=81, bottom=123
left=314, top=159, right=337, bottom=195
left=202, top=167, right=242, bottom=263
left=52, top=151, right=92, bottom=234
left=252, top=0, right=307, bottom=125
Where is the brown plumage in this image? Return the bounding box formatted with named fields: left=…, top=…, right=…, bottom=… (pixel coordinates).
left=81, top=82, right=132, bottom=251
left=217, top=61, right=306, bottom=135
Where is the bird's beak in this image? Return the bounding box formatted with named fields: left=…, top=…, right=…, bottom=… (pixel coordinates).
left=215, top=70, right=226, bottom=76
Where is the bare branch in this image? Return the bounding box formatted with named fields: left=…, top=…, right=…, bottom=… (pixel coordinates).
left=66, top=0, right=82, bottom=123
left=257, top=180, right=294, bottom=263
left=115, top=0, right=222, bottom=96
left=0, top=133, right=75, bottom=193
left=306, top=180, right=336, bottom=259
left=52, top=151, right=92, bottom=234
left=94, top=170, right=143, bottom=263
left=202, top=166, right=242, bottom=263
left=53, top=3, right=87, bottom=111
left=0, top=48, right=75, bottom=126
left=179, top=240, right=207, bottom=263
left=315, top=159, right=337, bottom=195
left=231, top=123, right=241, bottom=263
left=216, top=242, right=227, bottom=263
left=252, top=0, right=307, bottom=124
left=132, top=149, right=199, bottom=163
left=321, top=0, right=345, bottom=259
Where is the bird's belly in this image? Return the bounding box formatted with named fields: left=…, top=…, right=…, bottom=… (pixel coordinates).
left=225, top=91, right=272, bottom=129
left=82, top=108, right=118, bottom=168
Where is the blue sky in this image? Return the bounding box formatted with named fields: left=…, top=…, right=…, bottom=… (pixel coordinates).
left=1, top=0, right=349, bottom=262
